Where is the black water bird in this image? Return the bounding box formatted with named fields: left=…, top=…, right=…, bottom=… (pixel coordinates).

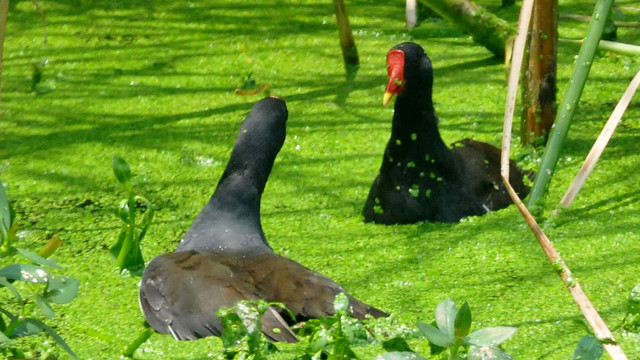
left=140, top=97, right=387, bottom=343
left=363, top=42, right=532, bottom=224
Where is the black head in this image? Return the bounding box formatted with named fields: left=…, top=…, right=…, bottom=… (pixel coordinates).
left=383, top=42, right=433, bottom=106
left=223, top=96, right=288, bottom=187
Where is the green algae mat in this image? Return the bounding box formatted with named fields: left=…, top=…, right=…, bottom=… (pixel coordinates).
left=1, top=0, right=639, bottom=358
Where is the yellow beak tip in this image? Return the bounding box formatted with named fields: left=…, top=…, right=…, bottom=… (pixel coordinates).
left=382, top=92, right=394, bottom=107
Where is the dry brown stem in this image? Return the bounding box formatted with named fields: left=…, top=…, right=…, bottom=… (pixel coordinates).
left=500, top=0, right=628, bottom=358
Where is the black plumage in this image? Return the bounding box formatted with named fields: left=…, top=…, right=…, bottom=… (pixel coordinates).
left=363, top=42, right=532, bottom=224
left=140, top=97, right=387, bottom=343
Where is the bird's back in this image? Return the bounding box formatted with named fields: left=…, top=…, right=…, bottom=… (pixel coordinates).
left=139, top=251, right=387, bottom=342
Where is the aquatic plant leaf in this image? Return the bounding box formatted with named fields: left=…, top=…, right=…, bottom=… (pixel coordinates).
left=13, top=318, right=43, bottom=337
left=628, top=283, right=640, bottom=315
left=455, top=302, right=472, bottom=338
left=138, top=208, right=154, bottom=242
left=0, top=329, right=11, bottom=344
left=0, top=306, right=17, bottom=322
left=417, top=322, right=453, bottom=347
left=0, top=264, right=50, bottom=283
left=435, top=298, right=457, bottom=340
left=309, top=327, right=330, bottom=353
left=35, top=293, right=55, bottom=319
left=0, top=276, right=23, bottom=303
left=465, top=326, right=517, bottom=347
left=0, top=181, right=10, bottom=231
left=116, top=200, right=130, bottom=222
left=125, top=244, right=144, bottom=272
left=46, top=276, right=80, bottom=304
left=16, top=247, right=62, bottom=269
left=570, top=335, right=603, bottom=360
left=115, top=242, right=144, bottom=273
left=382, top=336, right=413, bottom=352
left=109, top=229, right=127, bottom=260
left=468, top=345, right=513, bottom=360
left=112, top=156, right=132, bottom=189
left=19, top=318, right=78, bottom=359
left=333, top=292, right=350, bottom=314
left=375, top=351, right=428, bottom=360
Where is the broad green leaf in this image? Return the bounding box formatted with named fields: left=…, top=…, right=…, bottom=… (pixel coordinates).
left=112, top=156, right=132, bottom=189
left=0, top=306, right=17, bottom=322
left=428, top=335, right=446, bottom=356
left=309, top=327, right=330, bottom=353
left=110, top=229, right=127, bottom=260
left=46, top=276, right=80, bottom=304
left=435, top=298, right=457, bottom=340
left=417, top=321, right=454, bottom=347
left=235, top=301, right=261, bottom=337
left=135, top=195, right=153, bottom=211
left=382, top=336, right=413, bottom=352
left=455, top=302, right=472, bottom=338
left=0, top=276, right=23, bottom=303
left=468, top=345, right=514, bottom=360
left=332, top=338, right=358, bottom=359
left=20, top=318, right=78, bottom=359
left=0, top=329, right=12, bottom=344
left=0, top=181, right=10, bottom=231
left=375, top=352, right=428, bottom=360
left=16, top=247, right=62, bottom=269
left=0, top=264, right=50, bottom=283
left=342, top=316, right=368, bottom=342
left=35, top=293, right=55, bottom=319
left=116, top=200, right=130, bottom=222
left=333, top=292, right=349, bottom=314
left=570, top=335, right=603, bottom=360
left=13, top=317, right=44, bottom=337
left=130, top=175, right=147, bottom=188
left=138, top=200, right=155, bottom=242
left=0, top=312, right=6, bottom=331
left=465, top=326, right=517, bottom=347
left=119, top=241, right=144, bottom=273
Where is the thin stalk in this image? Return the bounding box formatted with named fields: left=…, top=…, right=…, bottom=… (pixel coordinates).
left=449, top=345, right=459, bottom=360
left=332, top=0, right=358, bottom=71
left=528, top=0, right=616, bottom=206
left=501, top=0, right=534, bottom=177
left=559, top=69, right=640, bottom=207
left=502, top=177, right=627, bottom=359
left=406, top=0, right=418, bottom=28
left=122, top=325, right=153, bottom=357
left=560, top=38, right=640, bottom=56
left=560, top=13, right=640, bottom=27
left=0, top=0, right=10, bottom=121
left=115, top=194, right=136, bottom=268
left=501, top=0, right=628, bottom=357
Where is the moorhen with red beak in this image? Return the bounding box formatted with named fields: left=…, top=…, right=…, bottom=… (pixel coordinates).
left=140, top=97, right=387, bottom=343
left=363, top=42, right=532, bottom=224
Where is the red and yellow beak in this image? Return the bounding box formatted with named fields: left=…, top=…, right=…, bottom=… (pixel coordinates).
left=383, top=49, right=405, bottom=106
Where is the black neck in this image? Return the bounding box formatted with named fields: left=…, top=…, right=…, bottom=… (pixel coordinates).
left=388, top=96, right=451, bottom=162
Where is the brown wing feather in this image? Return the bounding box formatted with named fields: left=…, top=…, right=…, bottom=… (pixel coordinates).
left=140, top=251, right=260, bottom=340
left=245, top=254, right=388, bottom=320
left=451, top=139, right=531, bottom=209
left=140, top=251, right=386, bottom=343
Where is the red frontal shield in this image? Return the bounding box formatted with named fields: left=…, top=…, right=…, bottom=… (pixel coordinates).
left=383, top=49, right=405, bottom=106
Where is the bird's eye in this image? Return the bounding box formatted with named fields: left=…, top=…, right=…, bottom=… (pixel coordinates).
left=412, top=60, right=419, bottom=65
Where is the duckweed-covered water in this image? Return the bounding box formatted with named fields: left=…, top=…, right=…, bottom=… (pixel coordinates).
left=1, top=0, right=639, bottom=359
